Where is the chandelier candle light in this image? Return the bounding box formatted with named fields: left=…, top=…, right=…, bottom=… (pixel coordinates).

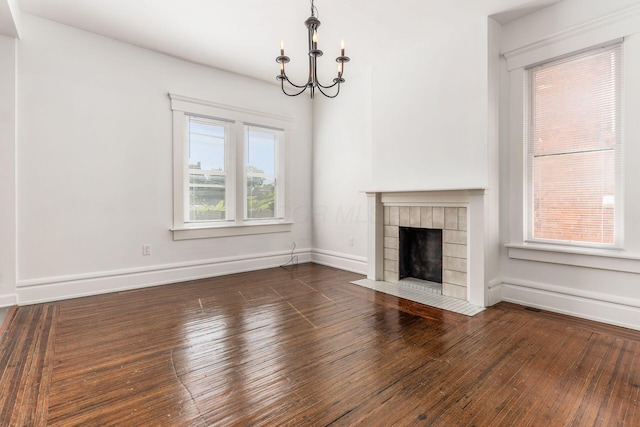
left=276, top=0, right=350, bottom=99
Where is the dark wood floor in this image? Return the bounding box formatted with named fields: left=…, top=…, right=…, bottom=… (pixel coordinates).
left=0, top=264, right=638, bottom=426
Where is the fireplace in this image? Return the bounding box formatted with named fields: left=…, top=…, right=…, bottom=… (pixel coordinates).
left=366, top=189, right=487, bottom=306
left=382, top=205, right=467, bottom=300
left=399, top=227, right=443, bottom=283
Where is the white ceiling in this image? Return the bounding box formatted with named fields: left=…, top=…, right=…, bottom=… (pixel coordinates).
left=16, top=0, right=561, bottom=84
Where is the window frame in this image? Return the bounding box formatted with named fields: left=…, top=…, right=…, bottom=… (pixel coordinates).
left=523, top=42, right=624, bottom=250
left=502, top=5, right=640, bottom=271
left=170, top=94, right=292, bottom=240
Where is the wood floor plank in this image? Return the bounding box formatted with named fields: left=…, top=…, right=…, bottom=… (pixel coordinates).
left=0, top=304, right=57, bottom=426
left=0, top=264, right=639, bottom=425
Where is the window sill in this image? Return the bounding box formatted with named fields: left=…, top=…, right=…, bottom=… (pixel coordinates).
left=506, top=243, right=640, bottom=274
left=172, top=221, right=292, bottom=240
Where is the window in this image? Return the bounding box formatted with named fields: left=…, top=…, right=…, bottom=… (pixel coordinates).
left=524, top=43, right=623, bottom=247
left=170, top=95, right=291, bottom=240
left=188, top=117, right=232, bottom=222
left=245, top=126, right=283, bottom=220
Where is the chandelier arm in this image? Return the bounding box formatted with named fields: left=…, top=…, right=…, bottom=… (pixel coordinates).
left=316, top=82, right=341, bottom=98
left=280, top=78, right=310, bottom=97
left=281, top=74, right=309, bottom=89
left=316, top=79, right=340, bottom=89
left=310, top=56, right=339, bottom=96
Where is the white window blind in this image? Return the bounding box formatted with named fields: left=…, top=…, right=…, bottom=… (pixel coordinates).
left=525, top=42, right=623, bottom=246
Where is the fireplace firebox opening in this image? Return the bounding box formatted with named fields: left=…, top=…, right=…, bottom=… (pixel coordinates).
left=399, top=227, right=443, bottom=283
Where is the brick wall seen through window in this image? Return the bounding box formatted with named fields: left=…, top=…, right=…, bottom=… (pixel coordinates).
left=526, top=44, right=622, bottom=245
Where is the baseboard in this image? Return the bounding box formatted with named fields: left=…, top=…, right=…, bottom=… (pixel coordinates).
left=311, top=248, right=367, bottom=275
left=500, top=277, right=640, bottom=331
left=16, top=248, right=312, bottom=305
left=0, top=294, right=17, bottom=307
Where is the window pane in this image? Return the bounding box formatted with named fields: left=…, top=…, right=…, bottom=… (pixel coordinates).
left=189, top=120, right=225, bottom=171
left=528, top=44, right=621, bottom=245
left=189, top=174, right=225, bottom=185
left=532, top=51, right=617, bottom=156
left=533, top=150, right=614, bottom=243
left=246, top=128, right=275, bottom=175
left=189, top=176, right=226, bottom=221
left=246, top=178, right=275, bottom=219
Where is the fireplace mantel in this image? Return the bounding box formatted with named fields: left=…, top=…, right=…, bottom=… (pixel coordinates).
left=365, top=189, right=487, bottom=307
left=364, top=188, right=486, bottom=194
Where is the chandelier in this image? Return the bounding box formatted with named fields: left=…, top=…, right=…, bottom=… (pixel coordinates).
left=276, top=0, right=350, bottom=99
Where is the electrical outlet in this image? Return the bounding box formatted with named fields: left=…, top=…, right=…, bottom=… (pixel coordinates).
left=142, top=244, right=151, bottom=256
left=348, top=237, right=354, bottom=247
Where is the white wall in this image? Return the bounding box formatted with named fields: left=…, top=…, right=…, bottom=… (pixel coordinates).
left=370, top=18, right=489, bottom=191
left=0, top=34, right=16, bottom=305
left=0, top=0, right=20, bottom=38
left=499, top=0, right=640, bottom=330
left=15, top=15, right=313, bottom=303
left=311, top=68, right=372, bottom=273
left=501, top=0, right=640, bottom=54
left=311, top=18, right=499, bottom=288
left=485, top=18, right=502, bottom=300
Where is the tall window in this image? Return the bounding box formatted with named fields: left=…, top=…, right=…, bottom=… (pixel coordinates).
left=188, top=117, right=230, bottom=222
left=525, top=43, right=623, bottom=247
left=245, top=126, right=282, bottom=220
left=170, top=94, right=290, bottom=239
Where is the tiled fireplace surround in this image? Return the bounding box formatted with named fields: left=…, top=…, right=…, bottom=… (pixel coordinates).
left=366, top=190, right=487, bottom=307
left=383, top=205, right=468, bottom=300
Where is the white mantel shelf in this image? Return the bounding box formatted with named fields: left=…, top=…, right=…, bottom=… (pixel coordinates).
left=363, top=188, right=486, bottom=194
